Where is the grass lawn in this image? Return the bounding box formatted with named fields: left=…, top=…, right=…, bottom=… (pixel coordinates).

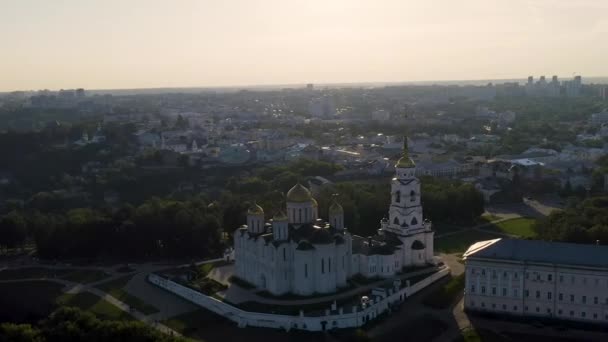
left=58, top=292, right=134, bottom=321
left=433, top=223, right=466, bottom=235
left=435, top=230, right=503, bottom=254
left=422, top=274, right=465, bottom=309
left=61, top=269, right=111, bottom=284
left=164, top=309, right=323, bottom=342
left=486, top=218, right=537, bottom=238
left=95, top=275, right=159, bottom=315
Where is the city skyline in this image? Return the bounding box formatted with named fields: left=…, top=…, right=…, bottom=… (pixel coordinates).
left=1, top=0, right=608, bottom=92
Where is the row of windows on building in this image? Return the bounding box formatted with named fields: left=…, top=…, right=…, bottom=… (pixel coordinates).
left=368, top=264, right=393, bottom=274
left=470, top=268, right=608, bottom=286
left=291, top=207, right=315, bottom=223
left=394, top=190, right=417, bottom=203
left=238, top=243, right=287, bottom=262
left=470, top=285, right=608, bottom=305
left=470, top=301, right=608, bottom=320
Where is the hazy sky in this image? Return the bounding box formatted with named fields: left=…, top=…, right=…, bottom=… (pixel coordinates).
left=1, top=0, right=607, bottom=91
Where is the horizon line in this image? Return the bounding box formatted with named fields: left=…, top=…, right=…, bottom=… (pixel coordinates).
left=3, top=75, right=608, bottom=94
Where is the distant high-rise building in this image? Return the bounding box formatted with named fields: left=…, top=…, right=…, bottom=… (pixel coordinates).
left=564, top=75, right=582, bottom=97
left=524, top=74, right=582, bottom=97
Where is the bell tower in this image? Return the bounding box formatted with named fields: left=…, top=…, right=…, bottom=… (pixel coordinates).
left=385, top=136, right=424, bottom=235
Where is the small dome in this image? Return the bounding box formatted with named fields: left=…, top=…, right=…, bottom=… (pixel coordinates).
left=247, top=202, right=264, bottom=215
left=396, top=135, right=415, bottom=168
left=396, top=155, right=416, bottom=168
left=329, top=200, right=343, bottom=215
left=286, top=183, right=313, bottom=203
left=273, top=210, right=288, bottom=221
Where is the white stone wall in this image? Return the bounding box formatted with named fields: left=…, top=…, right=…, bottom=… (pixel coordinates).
left=465, top=259, right=608, bottom=324
left=313, top=244, right=338, bottom=294
left=293, top=248, right=315, bottom=295
left=148, top=267, right=449, bottom=332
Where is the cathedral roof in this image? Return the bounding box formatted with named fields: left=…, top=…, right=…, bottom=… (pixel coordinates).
left=261, top=233, right=274, bottom=243
left=273, top=210, right=288, bottom=221
left=352, top=235, right=398, bottom=256
left=247, top=202, right=264, bottom=215
left=309, top=227, right=334, bottom=244
left=296, top=240, right=315, bottom=251
left=395, top=178, right=417, bottom=186
left=289, top=222, right=342, bottom=245
left=375, top=231, right=403, bottom=246
left=329, top=199, right=344, bottom=215
left=286, top=183, right=313, bottom=203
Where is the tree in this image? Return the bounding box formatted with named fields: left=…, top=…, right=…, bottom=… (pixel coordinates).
left=0, top=323, right=44, bottom=342
left=0, top=211, right=27, bottom=252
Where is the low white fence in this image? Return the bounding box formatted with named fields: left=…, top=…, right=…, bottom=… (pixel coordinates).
left=148, top=267, right=449, bottom=332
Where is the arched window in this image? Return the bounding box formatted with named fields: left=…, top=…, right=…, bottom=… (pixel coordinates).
left=410, top=190, right=416, bottom=202
left=395, top=190, right=401, bottom=203
left=411, top=217, right=418, bottom=225
left=393, top=217, right=399, bottom=225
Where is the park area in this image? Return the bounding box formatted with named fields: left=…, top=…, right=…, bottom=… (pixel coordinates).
left=0, top=280, right=132, bottom=323
left=435, top=217, right=537, bottom=254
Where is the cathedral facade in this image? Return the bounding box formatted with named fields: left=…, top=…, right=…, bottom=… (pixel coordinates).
left=233, top=141, right=435, bottom=296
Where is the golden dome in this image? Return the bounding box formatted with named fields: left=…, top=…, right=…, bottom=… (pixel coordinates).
left=247, top=202, right=264, bottom=215
left=396, top=156, right=415, bottom=168
left=329, top=200, right=343, bottom=215
left=286, top=183, right=313, bottom=203
left=396, top=135, right=415, bottom=168
left=273, top=210, right=288, bottom=221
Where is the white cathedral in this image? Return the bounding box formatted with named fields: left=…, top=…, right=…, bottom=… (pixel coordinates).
left=233, top=140, right=435, bottom=296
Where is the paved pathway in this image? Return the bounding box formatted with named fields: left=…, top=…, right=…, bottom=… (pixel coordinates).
left=123, top=266, right=198, bottom=321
